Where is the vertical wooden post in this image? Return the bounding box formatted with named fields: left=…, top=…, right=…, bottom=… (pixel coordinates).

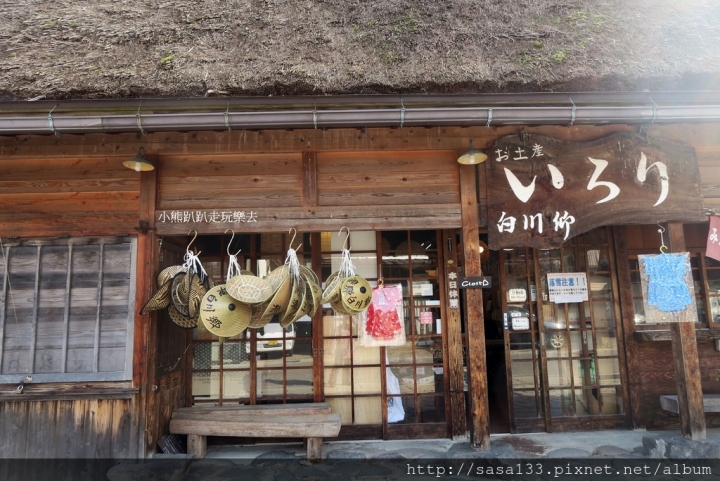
left=459, top=163, right=490, bottom=450
left=612, top=226, right=643, bottom=429
left=442, top=229, right=467, bottom=439
left=667, top=221, right=706, bottom=440
left=133, top=160, right=158, bottom=457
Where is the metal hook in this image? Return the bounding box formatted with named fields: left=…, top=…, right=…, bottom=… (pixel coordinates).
left=399, top=97, right=406, bottom=128
left=225, top=229, right=241, bottom=256
left=186, top=230, right=198, bottom=253
left=288, top=228, right=298, bottom=250
left=338, top=226, right=350, bottom=250
left=657, top=222, right=668, bottom=253
left=47, top=104, right=60, bottom=137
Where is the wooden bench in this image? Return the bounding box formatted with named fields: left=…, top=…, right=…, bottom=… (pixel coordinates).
left=169, top=403, right=341, bottom=461
left=660, top=394, right=720, bottom=413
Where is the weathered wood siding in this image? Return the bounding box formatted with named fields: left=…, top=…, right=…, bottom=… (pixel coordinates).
left=0, top=396, right=137, bottom=458
left=155, top=150, right=463, bottom=233
left=0, top=156, right=140, bottom=237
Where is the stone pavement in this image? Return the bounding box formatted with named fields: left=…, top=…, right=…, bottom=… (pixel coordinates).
left=105, top=429, right=720, bottom=481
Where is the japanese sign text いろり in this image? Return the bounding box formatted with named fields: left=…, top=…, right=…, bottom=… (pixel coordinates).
left=487, top=133, right=702, bottom=250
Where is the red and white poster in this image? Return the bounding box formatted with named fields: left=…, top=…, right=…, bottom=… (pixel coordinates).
left=707, top=216, right=720, bottom=262
left=420, top=311, right=433, bottom=325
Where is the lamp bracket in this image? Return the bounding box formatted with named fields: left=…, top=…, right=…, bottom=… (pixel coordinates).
left=136, top=103, right=147, bottom=135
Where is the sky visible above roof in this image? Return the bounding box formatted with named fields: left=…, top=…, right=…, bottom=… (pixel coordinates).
left=1, top=0, right=720, bottom=101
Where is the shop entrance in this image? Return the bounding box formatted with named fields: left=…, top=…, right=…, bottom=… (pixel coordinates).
left=158, top=229, right=452, bottom=440
left=497, top=227, right=627, bottom=433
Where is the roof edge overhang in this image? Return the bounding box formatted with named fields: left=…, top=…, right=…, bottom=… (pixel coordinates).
left=2, top=91, right=720, bottom=136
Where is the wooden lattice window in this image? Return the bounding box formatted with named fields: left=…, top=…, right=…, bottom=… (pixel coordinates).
left=0, top=236, right=136, bottom=383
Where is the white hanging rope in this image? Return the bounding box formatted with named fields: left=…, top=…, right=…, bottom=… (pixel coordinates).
left=338, top=248, right=356, bottom=279
left=285, top=247, right=302, bottom=282
left=183, top=250, right=207, bottom=281
left=226, top=254, right=242, bottom=282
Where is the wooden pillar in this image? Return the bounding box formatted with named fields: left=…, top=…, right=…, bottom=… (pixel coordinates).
left=443, top=229, right=467, bottom=439
left=612, top=226, right=644, bottom=429
left=133, top=160, right=158, bottom=457
left=459, top=163, right=490, bottom=450
left=667, top=221, right=706, bottom=440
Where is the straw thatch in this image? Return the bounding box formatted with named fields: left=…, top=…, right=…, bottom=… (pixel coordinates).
left=1, top=0, right=719, bottom=100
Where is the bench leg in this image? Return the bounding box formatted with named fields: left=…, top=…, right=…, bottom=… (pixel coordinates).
left=187, top=434, right=207, bottom=459
left=306, top=437, right=322, bottom=462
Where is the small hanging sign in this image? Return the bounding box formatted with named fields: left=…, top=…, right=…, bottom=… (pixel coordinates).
left=547, top=273, right=588, bottom=303
left=706, top=215, right=720, bottom=262
left=458, top=276, right=492, bottom=289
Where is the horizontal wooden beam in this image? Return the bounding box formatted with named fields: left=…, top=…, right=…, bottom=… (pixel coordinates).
left=154, top=205, right=462, bottom=234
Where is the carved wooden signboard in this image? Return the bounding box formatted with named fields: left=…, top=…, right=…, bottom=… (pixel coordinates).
left=487, top=133, right=703, bottom=250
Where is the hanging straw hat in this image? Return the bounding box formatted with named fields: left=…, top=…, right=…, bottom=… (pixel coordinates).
left=168, top=304, right=199, bottom=329
left=305, top=279, right=322, bottom=318
left=280, top=276, right=305, bottom=326
left=331, top=297, right=355, bottom=316
left=171, top=272, right=191, bottom=316
left=200, top=284, right=252, bottom=338
left=340, top=275, right=373, bottom=313
left=299, top=265, right=319, bottom=286
left=158, top=265, right=184, bottom=287
left=171, top=270, right=208, bottom=318
left=321, top=271, right=344, bottom=304
left=248, top=302, right=273, bottom=329
left=226, top=272, right=274, bottom=305
left=140, top=265, right=186, bottom=314
left=282, top=277, right=310, bottom=327
left=261, top=274, right=292, bottom=322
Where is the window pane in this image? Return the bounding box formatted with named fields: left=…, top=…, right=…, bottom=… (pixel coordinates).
left=600, top=386, right=624, bottom=415
left=419, top=395, right=445, bottom=423
left=324, top=368, right=352, bottom=395
left=256, top=369, right=284, bottom=398
left=575, top=389, right=600, bottom=416
left=192, top=372, right=219, bottom=400
left=513, top=390, right=542, bottom=418
left=590, top=273, right=612, bottom=300
left=549, top=389, right=573, bottom=417
left=353, top=367, right=381, bottom=394
left=573, top=359, right=597, bottom=387
left=223, top=371, right=251, bottom=398
left=329, top=397, right=352, bottom=425
left=597, top=357, right=621, bottom=386
left=510, top=361, right=537, bottom=389
left=596, top=331, right=619, bottom=356
left=591, top=301, right=615, bottom=329
left=194, top=342, right=217, bottom=370
left=352, top=341, right=381, bottom=366
left=286, top=368, right=313, bottom=396
left=223, top=342, right=250, bottom=368
left=324, top=338, right=351, bottom=366
left=387, top=341, right=414, bottom=364
left=547, top=359, right=572, bottom=387
left=354, top=396, right=382, bottom=425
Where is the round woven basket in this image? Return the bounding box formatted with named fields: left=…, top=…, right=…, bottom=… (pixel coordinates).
left=199, top=285, right=252, bottom=338
left=226, top=273, right=274, bottom=305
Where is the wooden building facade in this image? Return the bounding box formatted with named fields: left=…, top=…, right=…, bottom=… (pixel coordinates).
left=1, top=119, right=719, bottom=458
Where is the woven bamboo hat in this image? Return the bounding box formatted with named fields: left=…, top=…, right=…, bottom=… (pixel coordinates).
left=261, top=274, right=292, bottom=322
left=226, top=272, right=274, bottom=305
left=264, top=265, right=290, bottom=292
left=280, top=276, right=305, bottom=326
left=140, top=265, right=186, bottom=314
left=158, top=265, right=184, bottom=287
left=340, top=275, right=373, bottom=313
left=331, top=297, right=354, bottom=316
left=282, top=277, right=310, bottom=327
left=248, top=302, right=272, bottom=329
left=171, top=270, right=208, bottom=318
left=200, top=285, right=252, bottom=338
left=321, top=271, right=344, bottom=304
left=299, top=265, right=319, bottom=286
left=305, top=278, right=322, bottom=318
left=168, top=304, right=199, bottom=329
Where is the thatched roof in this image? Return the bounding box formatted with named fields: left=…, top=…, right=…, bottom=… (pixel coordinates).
left=1, top=0, right=720, bottom=101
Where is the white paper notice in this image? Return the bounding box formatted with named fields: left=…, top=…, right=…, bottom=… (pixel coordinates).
left=547, top=273, right=588, bottom=304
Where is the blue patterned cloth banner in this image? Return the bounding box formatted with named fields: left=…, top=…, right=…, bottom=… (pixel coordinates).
left=643, top=254, right=692, bottom=312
